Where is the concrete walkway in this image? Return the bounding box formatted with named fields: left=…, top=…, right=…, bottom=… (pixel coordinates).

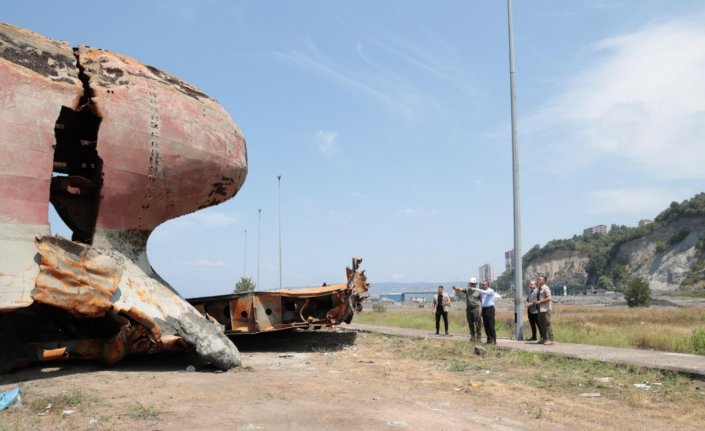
left=347, top=323, right=705, bottom=378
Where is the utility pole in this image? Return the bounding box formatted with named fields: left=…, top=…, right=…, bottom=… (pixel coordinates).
left=277, top=175, right=282, bottom=290
left=257, top=208, right=261, bottom=290
left=508, top=0, right=524, bottom=340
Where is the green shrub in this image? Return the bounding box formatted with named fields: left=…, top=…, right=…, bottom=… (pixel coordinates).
left=598, top=275, right=615, bottom=290
left=234, top=277, right=255, bottom=293
left=689, top=328, right=705, bottom=355
left=372, top=302, right=386, bottom=313
left=624, top=277, right=651, bottom=307
left=655, top=242, right=667, bottom=253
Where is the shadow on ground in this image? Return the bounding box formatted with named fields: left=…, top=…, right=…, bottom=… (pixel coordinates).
left=0, top=329, right=358, bottom=384
left=231, top=328, right=357, bottom=353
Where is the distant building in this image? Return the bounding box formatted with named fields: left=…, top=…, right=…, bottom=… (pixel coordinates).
left=402, top=291, right=438, bottom=303
left=380, top=291, right=450, bottom=303
left=638, top=219, right=653, bottom=227
left=478, top=263, right=495, bottom=283
left=583, top=224, right=608, bottom=236
left=504, top=249, right=514, bottom=270
left=379, top=293, right=402, bottom=302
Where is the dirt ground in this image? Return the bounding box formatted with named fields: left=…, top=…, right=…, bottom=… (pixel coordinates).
left=1, top=326, right=703, bottom=431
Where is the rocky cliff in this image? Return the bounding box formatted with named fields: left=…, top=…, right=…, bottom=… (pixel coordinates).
left=524, top=249, right=589, bottom=285
left=612, top=217, right=705, bottom=291
left=522, top=216, right=705, bottom=291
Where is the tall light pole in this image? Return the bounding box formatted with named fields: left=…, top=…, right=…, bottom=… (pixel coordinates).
left=243, top=229, right=247, bottom=278
left=257, top=208, right=261, bottom=290
left=508, top=0, right=524, bottom=340
left=277, top=175, right=282, bottom=289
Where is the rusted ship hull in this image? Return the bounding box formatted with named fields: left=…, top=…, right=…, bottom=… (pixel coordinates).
left=0, top=22, right=245, bottom=371
left=189, top=259, right=370, bottom=334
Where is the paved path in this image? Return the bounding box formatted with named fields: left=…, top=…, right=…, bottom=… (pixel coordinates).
left=347, top=323, right=705, bottom=378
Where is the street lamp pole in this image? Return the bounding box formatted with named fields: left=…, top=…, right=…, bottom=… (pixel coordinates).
left=508, top=0, right=524, bottom=340
left=277, top=175, right=282, bottom=290
left=257, top=208, right=261, bottom=290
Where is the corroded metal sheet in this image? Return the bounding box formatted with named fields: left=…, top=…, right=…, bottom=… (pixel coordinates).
left=189, top=258, right=371, bottom=334
left=33, top=236, right=121, bottom=316
left=0, top=22, right=245, bottom=372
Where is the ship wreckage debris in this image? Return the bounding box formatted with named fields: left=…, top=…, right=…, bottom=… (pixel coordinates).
left=0, top=22, right=369, bottom=373
left=189, top=258, right=369, bottom=334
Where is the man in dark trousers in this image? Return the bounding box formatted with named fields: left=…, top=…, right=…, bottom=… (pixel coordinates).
left=470, top=280, right=497, bottom=344
left=432, top=285, right=451, bottom=335
left=453, top=277, right=482, bottom=341
left=534, top=275, right=554, bottom=345
left=525, top=279, right=539, bottom=341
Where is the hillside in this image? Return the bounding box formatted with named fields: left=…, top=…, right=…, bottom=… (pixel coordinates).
left=497, top=193, right=705, bottom=292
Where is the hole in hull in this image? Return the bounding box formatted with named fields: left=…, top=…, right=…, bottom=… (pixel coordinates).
left=50, top=107, right=102, bottom=243
left=49, top=50, right=102, bottom=244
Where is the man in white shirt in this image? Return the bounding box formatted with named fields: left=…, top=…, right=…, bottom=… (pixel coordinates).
left=470, top=280, right=497, bottom=344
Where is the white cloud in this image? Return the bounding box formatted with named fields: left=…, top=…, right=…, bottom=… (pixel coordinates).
left=525, top=17, right=705, bottom=180
left=394, top=206, right=439, bottom=219
left=314, top=130, right=339, bottom=156
left=274, top=37, right=443, bottom=121
left=583, top=188, right=681, bottom=215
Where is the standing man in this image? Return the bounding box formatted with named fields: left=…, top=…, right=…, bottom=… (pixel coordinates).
left=534, top=275, right=554, bottom=345
left=525, top=280, right=539, bottom=341
left=452, top=277, right=482, bottom=341
left=432, top=285, right=451, bottom=335
left=470, top=280, right=497, bottom=344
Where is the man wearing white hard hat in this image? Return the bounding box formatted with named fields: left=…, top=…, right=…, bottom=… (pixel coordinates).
left=469, top=280, right=498, bottom=344
left=453, top=277, right=482, bottom=341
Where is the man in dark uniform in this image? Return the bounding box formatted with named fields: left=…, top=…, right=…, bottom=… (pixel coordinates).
left=453, top=277, right=482, bottom=341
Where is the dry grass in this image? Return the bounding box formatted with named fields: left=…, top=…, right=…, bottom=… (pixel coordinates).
left=357, top=304, right=705, bottom=354
left=553, top=305, right=705, bottom=353
left=354, top=332, right=705, bottom=429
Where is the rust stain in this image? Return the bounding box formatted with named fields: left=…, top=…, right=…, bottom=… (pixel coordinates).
left=0, top=236, right=190, bottom=372
left=32, top=236, right=122, bottom=316
left=189, top=258, right=371, bottom=334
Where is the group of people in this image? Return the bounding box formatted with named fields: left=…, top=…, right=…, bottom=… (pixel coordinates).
left=431, top=278, right=498, bottom=344
left=431, top=275, right=553, bottom=345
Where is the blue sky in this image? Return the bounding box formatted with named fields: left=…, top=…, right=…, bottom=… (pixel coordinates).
left=5, top=1, right=705, bottom=297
